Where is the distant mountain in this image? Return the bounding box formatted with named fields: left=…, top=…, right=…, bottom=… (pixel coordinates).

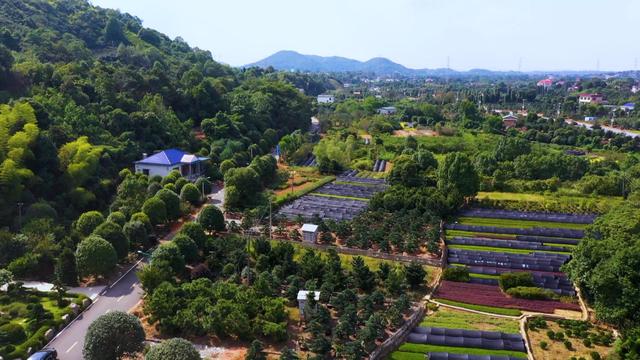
left=245, top=51, right=617, bottom=78
left=245, top=50, right=416, bottom=75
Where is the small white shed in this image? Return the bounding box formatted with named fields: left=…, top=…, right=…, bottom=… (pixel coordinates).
left=301, top=223, right=319, bottom=243
left=297, top=290, right=321, bottom=317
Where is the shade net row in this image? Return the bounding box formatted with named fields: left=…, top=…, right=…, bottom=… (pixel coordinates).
left=448, top=249, right=570, bottom=272
left=412, top=327, right=523, bottom=341
left=313, top=182, right=387, bottom=199
left=372, top=159, right=387, bottom=172
left=515, top=235, right=580, bottom=245
left=446, top=223, right=584, bottom=239
left=407, top=327, right=525, bottom=352
left=458, top=208, right=596, bottom=224
left=447, top=237, right=571, bottom=252
left=427, top=352, right=525, bottom=360
left=278, top=195, right=368, bottom=221
left=297, top=154, right=317, bottom=167
left=462, top=265, right=566, bottom=277
left=336, top=173, right=387, bottom=185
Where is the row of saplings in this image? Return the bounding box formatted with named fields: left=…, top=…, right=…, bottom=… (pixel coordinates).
left=528, top=317, right=613, bottom=360
left=442, top=267, right=565, bottom=300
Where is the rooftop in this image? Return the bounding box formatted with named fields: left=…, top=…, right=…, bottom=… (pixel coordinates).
left=135, top=149, right=209, bottom=166
left=297, top=290, right=321, bottom=301
left=301, top=223, right=319, bottom=233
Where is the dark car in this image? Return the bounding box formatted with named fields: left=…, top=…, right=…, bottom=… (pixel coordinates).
left=27, top=349, right=58, bottom=360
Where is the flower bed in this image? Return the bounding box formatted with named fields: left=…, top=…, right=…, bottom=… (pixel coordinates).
left=435, top=281, right=580, bottom=314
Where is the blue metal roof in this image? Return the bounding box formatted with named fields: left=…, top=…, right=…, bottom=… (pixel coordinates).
left=135, top=149, right=188, bottom=166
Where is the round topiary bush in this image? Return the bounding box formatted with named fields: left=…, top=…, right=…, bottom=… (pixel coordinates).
left=0, top=323, right=26, bottom=344
left=180, top=183, right=201, bottom=206
left=76, top=236, right=117, bottom=278
left=76, top=211, right=105, bottom=236
left=107, top=211, right=126, bottom=227
left=145, top=337, right=200, bottom=360
left=83, top=311, right=145, bottom=360
left=93, top=221, right=129, bottom=260
left=172, top=234, right=198, bottom=263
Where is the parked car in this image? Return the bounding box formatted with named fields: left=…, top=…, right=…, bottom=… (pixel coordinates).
left=27, top=349, right=58, bottom=360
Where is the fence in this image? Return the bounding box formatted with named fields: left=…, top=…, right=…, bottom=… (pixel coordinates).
left=369, top=305, right=426, bottom=360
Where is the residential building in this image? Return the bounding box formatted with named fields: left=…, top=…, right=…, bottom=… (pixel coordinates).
left=301, top=223, right=319, bottom=243
left=632, top=85, right=639, bottom=94
left=536, top=78, right=553, bottom=89
left=621, top=103, right=635, bottom=111
left=317, top=94, right=334, bottom=104
left=134, top=149, right=209, bottom=180
left=502, top=113, right=518, bottom=128
left=377, top=106, right=397, bottom=115
left=578, top=93, right=605, bottom=105
left=584, top=116, right=597, bottom=122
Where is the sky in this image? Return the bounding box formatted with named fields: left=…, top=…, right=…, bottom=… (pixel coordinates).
left=90, top=0, right=639, bottom=72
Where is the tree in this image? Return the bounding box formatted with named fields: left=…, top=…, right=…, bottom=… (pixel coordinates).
left=494, top=136, right=531, bottom=162
left=93, top=221, right=129, bottom=259
left=55, top=247, right=78, bottom=286
left=351, top=256, right=375, bottom=292
left=151, top=242, right=185, bottom=274
left=145, top=338, right=201, bottom=360
left=0, top=269, right=13, bottom=291
left=156, top=189, right=182, bottom=220
left=137, top=263, right=172, bottom=294
left=198, top=205, right=225, bottom=232
left=180, top=222, right=207, bottom=249
left=180, top=183, right=201, bottom=206
left=83, top=311, right=145, bottom=360
left=437, top=152, right=479, bottom=198
left=405, top=262, right=427, bottom=289
left=106, top=211, right=126, bottom=226
left=76, top=236, right=117, bottom=278
left=142, top=197, right=167, bottom=225
left=279, top=347, right=299, bottom=360
left=103, top=16, right=127, bottom=45
left=195, top=177, right=212, bottom=195
left=123, top=221, right=149, bottom=249
left=245, top=340, right=267, bottom=360
left=76, top=211, right=105, bottom=236
left=172, top=234, right=198, bottom=263
left=224, top=167, right=261, bottom=209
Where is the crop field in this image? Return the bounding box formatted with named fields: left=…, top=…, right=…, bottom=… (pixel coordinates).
left=419, top=307, right=520, bottom=334
left=397, top=343, right=528, bottom=358
left=438, top=208, right=590, bottom=314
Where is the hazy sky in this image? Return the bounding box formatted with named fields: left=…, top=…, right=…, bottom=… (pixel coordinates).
left=91, top=0, right=639, bottom=71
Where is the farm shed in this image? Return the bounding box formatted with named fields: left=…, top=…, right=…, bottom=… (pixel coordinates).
left=301, top=223, right=319, bottom=243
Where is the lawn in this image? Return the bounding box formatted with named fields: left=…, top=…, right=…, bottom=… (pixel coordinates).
left=433, top=298, right=522, bottom=317
left=388, top=351, right=425, bottom=360
left=457, top=217, right=588, bottom=230
left=448, top=244, right=571, bottom=255
left=420, top=307, right=520, bottom=334
left=469, top=273, right=500, bottom=280
left=397, top=343, right=527, bottom=358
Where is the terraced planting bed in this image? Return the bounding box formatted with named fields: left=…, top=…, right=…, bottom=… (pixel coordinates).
left=526, top=318, right=614, bottom=360
left=389, top=306, right=526, bottom=360
left=277, top=172, right=387, bottom=221
left=439, top=208, right=590, bottom=314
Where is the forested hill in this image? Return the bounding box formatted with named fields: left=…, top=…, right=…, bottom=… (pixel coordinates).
left=0, top=0, right=313, bottom=226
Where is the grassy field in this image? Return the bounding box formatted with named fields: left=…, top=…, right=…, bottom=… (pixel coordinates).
left=469, top=273, right=500, bottom=280
left=475, top=191, right=622, bottom=214
left=397, top=343, right=527, bottom=358
left=457, top=217, right=588, bottom=230
left=434, top=298, right=522, bottom=316
left=420, top=307, right=520, bottom=333
left=388, top=351, right=425, bottom=360
left=448, top=244, right=570, bottom=255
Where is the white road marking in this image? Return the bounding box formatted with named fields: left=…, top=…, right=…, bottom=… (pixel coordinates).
left=116, top=295, right=124, bottom=303
left=105, top=308, right=112, bottom=313
left=66, top=341, right=78, bottom=353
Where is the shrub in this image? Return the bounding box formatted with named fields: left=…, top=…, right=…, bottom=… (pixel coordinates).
left=506, top=286, right=556, bottom=300
left=590, top=351, right=601, bottom=360
left=123, top=221, right=149, bottom=249
left=563, top=340, right=573, bottom=350
left=142, top=197, right=167, bottom=225
left=547, top=330, right=555, bottom=340
left=442, top=266, right=470, bottom=282
left=107, top=211, right=126, bottom=226
left=528, top=316, right=548, bottom=330
left=539, top=341, right=548, bottom=350
left=131, top=212, right=153, bottom=233
left=180, top=183, right=201, bottom=206
left=7, top=253, right=40, bottom=278
left=195, top=177, right=212, bottom=195
left=145, top=337, right=200, bottom=360
left=93, top=221, right=129, bottom=260
left=76, top=236, right=117, bottom=278
left=83, top=311, right=145, bottom=360
left=25, top=202, right=57, bottom=222
left=76, top=211, right=105, bottom=236
left=156, top=189, right=181, bottom=220
left=150, top=242, right=185, bottom=274
left=0, top=323, right=26, bottom=344
left=583, top=338, right=592, bottom=347
left=179, top=222, right=207, bottom=249
left=198, top=205, right=225, bottom=232
left=499, top=272, right=534, bottom=290
left=174, top=178, right=188, bottom=193
left=172, top=234, right=198, bottom=263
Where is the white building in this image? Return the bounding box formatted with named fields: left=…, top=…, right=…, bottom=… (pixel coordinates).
left=578, top=93, right=605, bottom=105
left=297, top=290, right=321, bottom=317
left=377, top=106, right=397, bottom=115
left=317, top=94, right=334, bottom=104
left=301, top=223, right=319, bottom=243
left=134, top=149, right=209, bottom=180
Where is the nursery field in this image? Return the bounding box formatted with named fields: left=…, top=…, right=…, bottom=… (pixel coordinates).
left=419, top=307, right=520, bottom=334
left=527, top=318, right=614, bottom=360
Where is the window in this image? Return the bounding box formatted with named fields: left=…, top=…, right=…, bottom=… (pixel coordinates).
left=142, top=169, right=149, bottom=175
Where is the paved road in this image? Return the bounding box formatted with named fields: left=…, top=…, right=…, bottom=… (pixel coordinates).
left=47, top=262, right=144, bottom=360
left=566, top=119, right=640, bottom=138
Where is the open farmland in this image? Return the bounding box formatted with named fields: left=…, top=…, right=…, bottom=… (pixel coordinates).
left=277, top=172, right=387, bottom=221
left=438, top=208, right=590, bottom=314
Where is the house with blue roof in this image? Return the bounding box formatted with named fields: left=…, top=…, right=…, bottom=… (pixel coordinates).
left=134, top=149, right=209, bottom=180
left=621, top=102, right=635, bottom=111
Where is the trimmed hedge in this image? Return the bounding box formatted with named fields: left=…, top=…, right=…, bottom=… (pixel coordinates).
left=499, top=272, right=534, bottom=291
left=506, top=286, right=556, bottom=300
left=442, top=266, right=470, bottom=282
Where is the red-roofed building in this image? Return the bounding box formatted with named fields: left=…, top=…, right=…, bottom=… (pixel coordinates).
left=537, top=78, right=553, bottom=89
left=578, top=93, right=605, bottom=105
